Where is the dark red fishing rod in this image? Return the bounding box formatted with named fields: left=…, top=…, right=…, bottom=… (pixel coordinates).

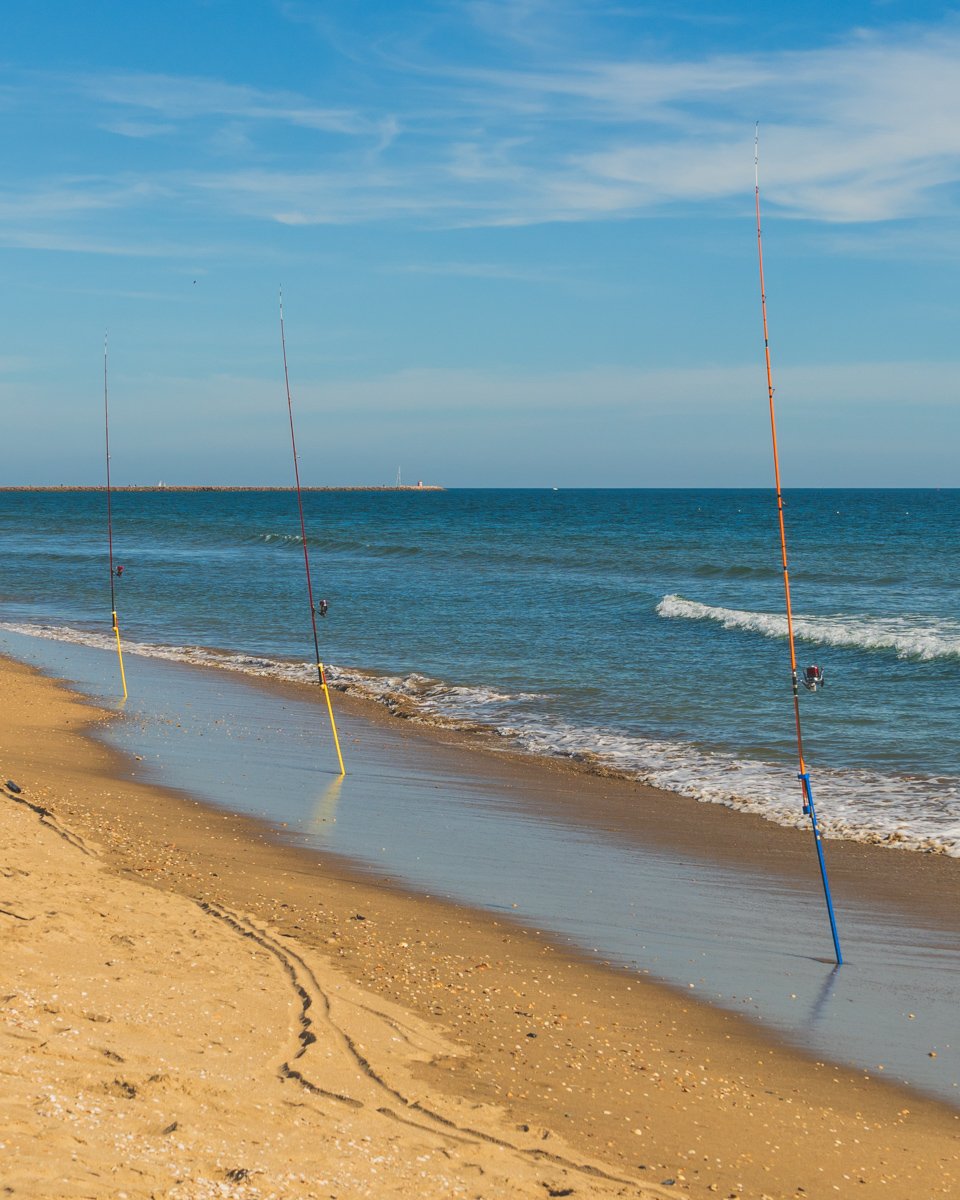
left=104, top=333, right=127, bottom=699
left=279, top=290, right=345, bottom=775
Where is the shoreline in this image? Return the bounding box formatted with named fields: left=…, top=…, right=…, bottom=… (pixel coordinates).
left=3, top=650, right=960, bottom=1197
left=5, top=616, right=958, bottom=861
left=54, top=613, right=960, bottom=915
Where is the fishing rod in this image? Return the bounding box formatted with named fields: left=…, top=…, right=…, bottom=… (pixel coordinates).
left=279, top=290, right=346, bottom=776
left=754, top=126, right=842, bottom=965
left=104, top=333, right=128, bottom=700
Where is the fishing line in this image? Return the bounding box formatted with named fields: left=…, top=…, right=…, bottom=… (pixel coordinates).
left=279, top=290, right=346, bottom=776
left=104, top=333, right=127, bottom=700
left=754, top=127, right=842, bottom=965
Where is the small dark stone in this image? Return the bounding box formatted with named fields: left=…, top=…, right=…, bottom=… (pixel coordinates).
left=225, top=1168, right=250, bottom=1183
left=5, top=781, right=22, bottom=794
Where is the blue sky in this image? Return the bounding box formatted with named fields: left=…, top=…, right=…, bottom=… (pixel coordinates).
left=2, top=0, right=960, bottom=486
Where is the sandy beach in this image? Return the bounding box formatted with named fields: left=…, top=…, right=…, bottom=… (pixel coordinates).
left=3, top=651, right=960, bottom=1199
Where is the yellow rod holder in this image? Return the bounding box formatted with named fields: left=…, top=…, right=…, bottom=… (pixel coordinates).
left=318, top=662, right=345, bottom=776
left=112, top=610, right=128, bottom=700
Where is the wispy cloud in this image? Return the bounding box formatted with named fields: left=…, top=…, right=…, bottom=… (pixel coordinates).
left=9, top=18, right=960, bottom=241
left=0, top=175, right=187, bottom=257
left=0, top=229, right=188, bottom=257
left=0, top=179, right=159, bottom=221
left=100, top=119, right=175, bottom=139
left=393, top=21, right=960, bottom=224
left=180, top=20, right=960, bottom=226
left=458, top=0, right=588, bottom=52
left=77, top=71, right=386, bottom=138
left=0, top=223, right=258, bottom=260
left=186, top=166, right=432, bottom=225
left=389, top=259, right=557, bottom=282
left=819, top=221, right=960, bottom=261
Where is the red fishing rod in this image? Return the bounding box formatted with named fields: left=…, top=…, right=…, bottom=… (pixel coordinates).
left=754, top=127, right=842, bottom=965
left=104, top=333, right=128, bottom=699
left=279, top=290, right=345, bottom=775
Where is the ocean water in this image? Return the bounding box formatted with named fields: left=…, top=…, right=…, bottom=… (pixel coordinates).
left=1, top=487, right=958, bottom=854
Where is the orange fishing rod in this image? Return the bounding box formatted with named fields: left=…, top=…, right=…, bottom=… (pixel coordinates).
left=754, top=127, right=841, bottom=964
left=103, top=333, right=127, bottom=700
left=279, top=290, right=345, bottom=776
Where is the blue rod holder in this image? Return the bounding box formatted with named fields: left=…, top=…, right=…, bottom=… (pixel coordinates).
left=798, top=772, right=843, bottom=965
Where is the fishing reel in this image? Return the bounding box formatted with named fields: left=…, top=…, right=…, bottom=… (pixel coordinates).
left=801, top=665, right=825, bottom=692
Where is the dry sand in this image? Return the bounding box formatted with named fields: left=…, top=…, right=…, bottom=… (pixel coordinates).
left=2, top=653, right=959, bottom=1199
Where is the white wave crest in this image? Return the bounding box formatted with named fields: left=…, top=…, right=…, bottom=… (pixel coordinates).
left=251, top=532, right=303, bottom=544
left=656, top=594, right=960, bottom=661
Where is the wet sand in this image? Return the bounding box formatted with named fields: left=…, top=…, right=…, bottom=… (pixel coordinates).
left=6, top=627, right=957, bottom=1104
left=3, top=651, right=960, bottom=1198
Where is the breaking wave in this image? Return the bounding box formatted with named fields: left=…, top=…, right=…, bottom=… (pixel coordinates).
left=656, top=594, right=960, bottom=662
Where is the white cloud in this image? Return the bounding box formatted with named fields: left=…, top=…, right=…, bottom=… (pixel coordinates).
left=10, top=20, right=960, bottom=236
left=0, top=225, right=252, bottom=260
left=77, top=71, right=383, bottom=138
left=389, top=259, right=557, bottom=282
left=100, top=119, right=175, bottom=139
left=176, top=22, right=960, bottom=225
left=0, top=180, right=157, bottom=221
left=435, top=25, right=960, bottom=223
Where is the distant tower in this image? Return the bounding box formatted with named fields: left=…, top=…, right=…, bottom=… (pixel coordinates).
left=396, top=466, right=401, bottom=487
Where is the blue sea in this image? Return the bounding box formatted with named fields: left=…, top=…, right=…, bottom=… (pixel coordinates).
left=1, top=487, right=958, bottom=855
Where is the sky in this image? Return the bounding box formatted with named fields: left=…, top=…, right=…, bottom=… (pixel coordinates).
left=2, top=0, right=960, bottom=487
